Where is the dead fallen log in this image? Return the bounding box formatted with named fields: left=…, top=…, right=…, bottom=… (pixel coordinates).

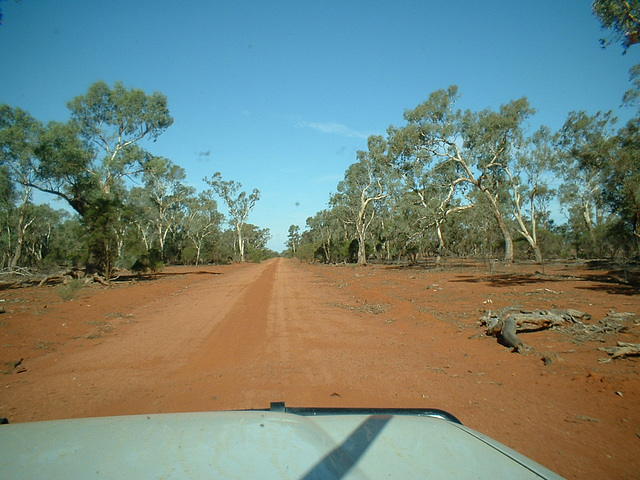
left=481, top=308, right=590, bottom=353
left=37, top=275, right=62, bottom=287
left=599, top=342, right=640, bottom=362
left=38, top=269, right=114, bottom=287
left=2, top=268, right=122, bottom=289
left=37, top=268, right=86, bottom=287
left=91, top=273, right=110, bottom=286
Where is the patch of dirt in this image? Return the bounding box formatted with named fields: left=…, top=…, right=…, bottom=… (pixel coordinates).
left=1, top=259, right=639, bottom=479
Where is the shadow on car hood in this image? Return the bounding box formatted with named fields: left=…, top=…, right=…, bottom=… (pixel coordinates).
left=0, top=404, right=565, bottom=479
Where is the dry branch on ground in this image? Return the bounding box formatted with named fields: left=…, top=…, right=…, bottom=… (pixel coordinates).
left=562, top=311, right=638, bottom=345
left=481, top=308, right=590, bottom=353
left=599, top=342, right=640, bottom=362
left=482, top=307, right=639, bottom=356
left=0, top=268, right=117, bottom=289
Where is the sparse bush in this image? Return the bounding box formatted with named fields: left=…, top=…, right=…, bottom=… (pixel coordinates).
left=295, top=242, right=317, bottom=262
left=148, top=248, right=164, bottom=273
left=181, top=246, right=198, bottom=265
left=131, top=258, right=149, bottom=276
left=131, top=248, right=164, bottom=276
left=55, top=278, right=83, bottom=301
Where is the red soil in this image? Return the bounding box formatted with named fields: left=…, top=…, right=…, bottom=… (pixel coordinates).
left=1, top=258, right=639, bottom=479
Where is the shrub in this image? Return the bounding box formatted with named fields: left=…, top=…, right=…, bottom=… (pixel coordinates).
left=55, top=278, right=83, bottom=301
left=131, top=258, right=149, bottom=276
left=181, top=246, right=198, bottom=265
left=131, top=248, right=164, bottom=276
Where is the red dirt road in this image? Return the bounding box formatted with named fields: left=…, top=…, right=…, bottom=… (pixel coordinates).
left=1, top=258, right=639, bottom=479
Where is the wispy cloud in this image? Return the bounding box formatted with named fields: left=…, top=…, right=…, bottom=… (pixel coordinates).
left=299, top=121, right=369, bottom=139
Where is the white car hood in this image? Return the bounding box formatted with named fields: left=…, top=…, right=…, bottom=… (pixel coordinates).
left=0, top=407, right=564, bottom=479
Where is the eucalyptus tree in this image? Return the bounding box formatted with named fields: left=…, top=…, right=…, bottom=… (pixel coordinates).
left=33, top=81, right=173, bottom=214
left=0, top=109, right=72, bottom=268
left=242, top=223, right=273, bottom=261
left=43, top=216, right=87, bottom=267
left=19, top=204, right=67, bottom=266
left=204, top=172, right=260, bottom=262
left=603, top=103, right=640, bottom=249
left=183, top=190, right=223, bottom=265
left=287, top=224, right=300, bottom=257
left=330, top=135, right=391, bottom=265
left=0, top=105, right=43, bottom=268
left=366, top=187, right=404, bottom=261
left=388, top=111, right=474, bottom=265
left=554, top=110, right=617, bottom=256
left=12, top=81, right=174, bottom=278
left=390, top=86, right=535, bottom=263
left=127, top=186, right=154, bottom=252
left=502, top=127, right=557, bottom=262
left=592, top=0, right=640, bottom=52
left=0, top=167, right=14, bottom=267
left=304, top=209, right=338, bottom=263
left=141, top=157, right=194, bottom=260
left=603, top=132, right=640, bottom=250
left=460, top=94, right=535, bottom=262
left=442, top=196, right=494, bottom=258
left=378, top=190, right=426, bottom=262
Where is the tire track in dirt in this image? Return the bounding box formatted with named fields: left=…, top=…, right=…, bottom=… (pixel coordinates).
left=185, top=259, right=276, bottom=370
left=262, top=258, right=334, bottom=391
left=146, top=258, right=343, bottom=411
left=2, top=262, right=275, bottom=420
left=132, top=258, right=423, bottom=412
left=89, top=260, right=279, bottom=416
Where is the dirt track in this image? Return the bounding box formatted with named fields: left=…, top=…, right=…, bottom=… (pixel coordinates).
left=1, top=258, right=639, bottom=479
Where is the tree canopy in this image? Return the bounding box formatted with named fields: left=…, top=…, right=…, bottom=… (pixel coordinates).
left=0, top=82, right=274, bottom=277
left=204, top=172, right=261, bottom=263
left=593, top=0, right=640, bottom=52
left=295, top=81, right=640, bottom=265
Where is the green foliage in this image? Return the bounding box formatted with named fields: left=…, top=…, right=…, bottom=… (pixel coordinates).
left=7, top=73, right=640, bottom=273
left=43, top=217, right=86, bottom=267
left=55, top=279, right=83, bottom=302
left=592, top=0, right=640, bottom=52
left=131, top=247, right=164, bottom=275
left=330, top=135, right=392, bottom=265
left=604, top=114, right=640, bottom=250
left=242, top=224, right=274, bottom=262
left=147, top=248, right=165, bottom=273
left=300, top=83, right=640, bottom=264
left=248, top=248, right=278, bottom=263
left=140, top=156, right=195, bottom=261
left=130, top=258, right=148, bottom=276
left=180, top=191, right=223, bottom=265
left=14, top=81, right=174, bottom=277
left=604, top=218, right=637, bottom=257
left=387, top=87, right=538, bottom=262
left=286, top=224, right=300, bottom=256
left=204, top=172, right=260, bottom=262
left=68, top=80, right=173, bottom=145
left=82, top=195, right=123, bottom=278
left=181, top=246, right=198, bottom=264
left=295, top=242, right=319, bottom=262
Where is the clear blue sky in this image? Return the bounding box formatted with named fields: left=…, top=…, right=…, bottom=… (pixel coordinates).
left=1, top=1, right=639, bottom=250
